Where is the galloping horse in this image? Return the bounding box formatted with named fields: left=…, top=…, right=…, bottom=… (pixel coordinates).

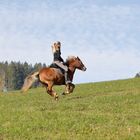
left=21, top=56, right=86, bottom=100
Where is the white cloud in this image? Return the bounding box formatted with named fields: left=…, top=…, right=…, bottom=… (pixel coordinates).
left=74, top=48, right=140, bottom=83
left=0, top=1, right=140, bottom=83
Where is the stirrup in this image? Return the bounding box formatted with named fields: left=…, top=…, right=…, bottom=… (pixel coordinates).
left=65, top=80, right=71, bottom=84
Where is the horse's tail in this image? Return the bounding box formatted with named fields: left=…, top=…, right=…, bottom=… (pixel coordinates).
left=21, top=71, right=39, bottom=92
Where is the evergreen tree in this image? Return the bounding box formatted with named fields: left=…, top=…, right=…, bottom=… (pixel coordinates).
left=0, top=61, right=45, bottom=91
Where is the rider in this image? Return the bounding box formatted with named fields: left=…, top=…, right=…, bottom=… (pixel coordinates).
left=52, top=41, right=71, bottom=84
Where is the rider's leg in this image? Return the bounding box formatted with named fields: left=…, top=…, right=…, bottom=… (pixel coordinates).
left=64, top=71, right=71, bottom=84
left=54, top=61, right=71, bottom=84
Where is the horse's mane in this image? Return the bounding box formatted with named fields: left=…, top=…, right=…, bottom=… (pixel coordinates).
left=66, top=56, right=76, bottom=63
left=65, top=56, right=76, bottom=65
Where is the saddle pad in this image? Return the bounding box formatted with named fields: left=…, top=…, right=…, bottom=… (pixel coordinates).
left=49, top=63, right=65, bottom=74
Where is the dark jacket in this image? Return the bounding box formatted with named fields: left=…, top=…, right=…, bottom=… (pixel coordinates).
left=53, top=50, right=64, bottom=62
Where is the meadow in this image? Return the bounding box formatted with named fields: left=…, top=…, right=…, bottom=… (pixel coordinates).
left=0, top=78, right=140, bottom=140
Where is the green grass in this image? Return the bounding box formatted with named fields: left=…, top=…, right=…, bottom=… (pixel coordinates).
left=0, top=78, right=140, bottom=140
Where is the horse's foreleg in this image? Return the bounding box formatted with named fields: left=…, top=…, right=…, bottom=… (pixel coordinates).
left=63, top=83, right=75, bottom=95
left=46, top=83, right=58, bottom=100
left=69, top=83, right=75, bottom=93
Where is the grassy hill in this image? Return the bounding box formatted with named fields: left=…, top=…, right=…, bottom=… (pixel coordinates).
left=0, top=78, right=140, bottom=140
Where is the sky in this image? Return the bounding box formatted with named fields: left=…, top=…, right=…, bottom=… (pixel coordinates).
left=0, top=0, right=140, bottom=83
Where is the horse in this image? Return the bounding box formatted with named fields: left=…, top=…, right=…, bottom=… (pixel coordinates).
left=21, top=56, right=87, bottom=100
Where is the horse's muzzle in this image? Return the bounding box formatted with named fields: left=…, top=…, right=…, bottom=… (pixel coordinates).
left=82, top=66, right=87, bottom=71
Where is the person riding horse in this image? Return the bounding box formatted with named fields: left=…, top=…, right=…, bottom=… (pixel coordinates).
left=22, top=43, right=86, bottom=99
left=51, top=41, right=71, bottom=85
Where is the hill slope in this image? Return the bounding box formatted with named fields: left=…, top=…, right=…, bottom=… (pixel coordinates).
left=0, top=78, right=140, bottom=140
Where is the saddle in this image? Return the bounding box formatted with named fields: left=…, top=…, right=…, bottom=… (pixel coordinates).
left=49, top=63, right=65, bottom=74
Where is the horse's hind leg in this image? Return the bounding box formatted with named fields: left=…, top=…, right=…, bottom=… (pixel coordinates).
left=46, top=82, right=58, bottom=100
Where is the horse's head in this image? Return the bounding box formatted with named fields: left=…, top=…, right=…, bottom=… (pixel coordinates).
left=66, top=56, right=87, bottom=71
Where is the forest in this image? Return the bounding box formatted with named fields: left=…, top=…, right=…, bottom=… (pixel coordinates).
left=0, top=61, right=46, bottom=91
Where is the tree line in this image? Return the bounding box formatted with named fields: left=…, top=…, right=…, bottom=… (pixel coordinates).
left=0, top=61, right=46, bottom=91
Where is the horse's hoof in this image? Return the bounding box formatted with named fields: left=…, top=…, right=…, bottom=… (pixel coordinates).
left=62, top=92, right=66, bottom=95
left=55, top=95, right=59, bottom=100
left=62, top=92, right=70, bottom=95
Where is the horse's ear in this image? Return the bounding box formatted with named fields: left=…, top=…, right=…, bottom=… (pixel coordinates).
left=77, top=56, right=80, bottom=60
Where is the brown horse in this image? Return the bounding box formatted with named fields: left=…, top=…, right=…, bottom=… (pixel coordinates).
left=21, top=56, right=86, bottom=100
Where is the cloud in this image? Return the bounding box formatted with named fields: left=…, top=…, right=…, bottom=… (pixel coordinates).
left=74, top=49, right=140, bottom=83
left=0, top=1, right=140, bottom=83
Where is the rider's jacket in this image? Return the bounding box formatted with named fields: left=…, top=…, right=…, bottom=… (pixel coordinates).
left=53, top=50, right=64, bottom=62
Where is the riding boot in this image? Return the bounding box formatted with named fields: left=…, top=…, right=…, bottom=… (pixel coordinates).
left=64, top=72, right=71, bottom=84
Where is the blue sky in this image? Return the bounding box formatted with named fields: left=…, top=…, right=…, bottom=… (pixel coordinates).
left=0, top=0, right=140, bottom=83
